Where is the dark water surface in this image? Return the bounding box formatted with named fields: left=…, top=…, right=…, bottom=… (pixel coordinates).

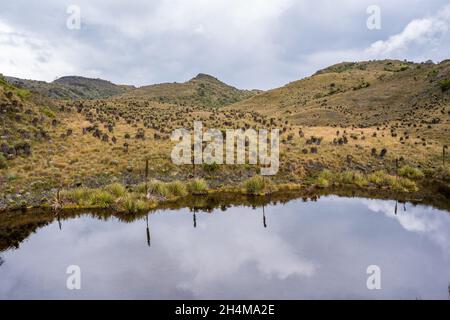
left=1, top=196, right=450, bottom=299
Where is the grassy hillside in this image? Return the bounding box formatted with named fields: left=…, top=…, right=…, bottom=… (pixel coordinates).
left=229, top=60, right=450, bottom=133
left=1, top=59, right=449, bottom=211
left=5, top=75, right=133, bottom=100
left=118, top=73, right=260, bottom=108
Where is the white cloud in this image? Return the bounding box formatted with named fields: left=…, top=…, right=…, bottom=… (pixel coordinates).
left=367, top=4, right=450, bottom=57
left=0, top=19, right=75, bottom=81
left=0, top=1, right=449, bottom=88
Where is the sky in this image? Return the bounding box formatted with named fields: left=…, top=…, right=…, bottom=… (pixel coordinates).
left=0, top=0, right=449, bottom=90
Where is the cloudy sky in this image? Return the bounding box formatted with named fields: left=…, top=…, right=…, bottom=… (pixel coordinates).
left=0, top=0, right=449, bottom=89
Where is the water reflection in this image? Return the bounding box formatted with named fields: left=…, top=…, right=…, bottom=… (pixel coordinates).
left=0, top=196, right=449, bottom=299
left=146, top=214, right=151, bottom=248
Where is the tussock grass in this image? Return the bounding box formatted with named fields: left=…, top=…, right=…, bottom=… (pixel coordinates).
left=187, top=179, right=209, bottom=195
left=167, top=181, right=188, bottom=197
left=313, top=169, right=417, bottom=193
left=243, top=176, right=275, bottom=195
left=105, top=182, right=127, bottom=198
left=398, top=166, right=424, bottom=180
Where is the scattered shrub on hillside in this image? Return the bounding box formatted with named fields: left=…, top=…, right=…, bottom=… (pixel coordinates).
left=439, top=78, right=450, bottom=92
left=41, top=106, right=56, bottom=118
left=0, top=154, right=7, bottom=169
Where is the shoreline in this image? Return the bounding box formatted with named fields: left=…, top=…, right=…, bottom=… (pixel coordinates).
left=1, top=176, right=449, bottom=214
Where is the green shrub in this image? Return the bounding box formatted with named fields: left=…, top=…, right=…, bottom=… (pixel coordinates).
left=398, top=166, right=424, bottom=180
left=187, top=179, right=209, bottom=195
left=203, top=162, right=219, bottom=173
left=105, top=182, right=127, bottom=198
left=0, top=154, right=7, bottom=169
left=16, top=88, right=30, bottom=100
left=41, top=106, right=55, bottom=118
left=439, top=78, right=450, bottom=92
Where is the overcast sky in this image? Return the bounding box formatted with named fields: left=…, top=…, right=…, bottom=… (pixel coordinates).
left=0, top=0, right=449, bottom=90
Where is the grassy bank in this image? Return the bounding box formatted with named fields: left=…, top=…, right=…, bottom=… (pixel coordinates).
left=35, top=165, right=448, bottom=214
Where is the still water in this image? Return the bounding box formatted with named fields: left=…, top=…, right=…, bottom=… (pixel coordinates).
left=0, top=195, right=450, bottom=299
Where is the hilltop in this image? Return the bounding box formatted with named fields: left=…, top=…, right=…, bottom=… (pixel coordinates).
left=117, top=73, right=260, bottom=107
left=5, top=75, right=133, bottom=100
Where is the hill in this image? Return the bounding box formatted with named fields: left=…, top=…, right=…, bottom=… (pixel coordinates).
left=117, top=73, right=260, bottom=108
left=5, top=75, right=133, bottom=100
left=228, top=59, right=450, bottom=132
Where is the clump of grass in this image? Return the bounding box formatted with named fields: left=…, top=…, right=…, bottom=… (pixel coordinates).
left=105, top=182, right=127, bottom=198
left=187, top=179, right=209, bottom=195
left=393, top=177, right=418, bottom=192
left=62, top=187, right=92, bottom=205
left=243, top=176, right=274, bottom=195
left=134, top=183, right=148, bottom=195
left=62, top=187, right=115, bottom=208
left=88, top=189, right=115, bottom=208
left=119, top=193, right=154, bottom=213
left=0, top=154, right=7, bottom=169
left=167, top=181, right=188, bottom=197
left=338, top=171, right=368, bottom=187
left=368, top=171, right=396, bottom=187
left=398, top=165, right=424, bottom=180
left=147, top=180, right=171, bottom=198
left=314, top=170, right=333, bottom=188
